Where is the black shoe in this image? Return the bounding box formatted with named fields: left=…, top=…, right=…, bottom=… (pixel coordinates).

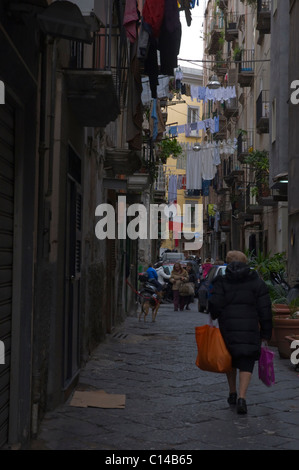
left=186, top=306, right=190, bottom=310
left=227, top=392, right=237, bottom=405
left=237, top=398, right=247, bottom=414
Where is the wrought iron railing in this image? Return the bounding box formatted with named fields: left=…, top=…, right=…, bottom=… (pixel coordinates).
left=237, top=130, right=254, bottom=158
left=69, top=1, right=129, bottom=108
left=208, top=12, right=225, bottom=34
left=239, top=49, right=255, bottom=72
left=256, top=90, right=270, bottom=125
left=94, top=2, right=129, bottom=107
left=226, top=13, right=239, bottom=30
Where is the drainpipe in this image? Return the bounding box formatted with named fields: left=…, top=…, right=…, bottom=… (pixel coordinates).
left=32, top=32, right=48, bottom=437
left=46, top=37, right=57, bottom=197
left=32, top=35, right=58, bottom=437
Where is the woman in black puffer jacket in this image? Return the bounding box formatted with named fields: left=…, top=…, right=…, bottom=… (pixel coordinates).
left=209, top=250, right=272, bottom=415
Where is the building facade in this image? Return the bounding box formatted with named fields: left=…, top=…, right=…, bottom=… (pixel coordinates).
left=0, top=0, right=184, bottom=448
left=199, top=0, right=290, bottom=265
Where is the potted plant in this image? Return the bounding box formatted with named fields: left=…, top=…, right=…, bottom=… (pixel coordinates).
left=233, top=46, right=242, bottom=63
left=243, top=149, right=270, bottom=198
left=273, top=298, right=299, bottom=359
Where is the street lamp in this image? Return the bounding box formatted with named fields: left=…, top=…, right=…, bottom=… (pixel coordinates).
left=207, top=74, right=221, bottom=89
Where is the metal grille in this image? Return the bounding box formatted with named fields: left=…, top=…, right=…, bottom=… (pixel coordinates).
left=0, top=103, right=14, bottom=447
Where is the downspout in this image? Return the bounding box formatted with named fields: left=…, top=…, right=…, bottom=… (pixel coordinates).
left=46, top=37, right=57, bottom=197
left=32, top=33, right=48, bottom=437
left=32, top=35, right=57, bottom=436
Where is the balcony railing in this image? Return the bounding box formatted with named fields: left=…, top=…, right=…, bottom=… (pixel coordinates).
left=213, top=52, right=229, bottom=76
left=237, top=130, right=254, bottom=162
left=237, top=49, right=254, bottom=87
left=206, top=13, right=225, bottom=55
left=257, top=0, right=271, bottom=34
left=225, top=13, right=239, bottom=41
left=224, top=97, right=238, bottom=119
left=256, top=90, right=270, bottom=134
left=213, top=115, right=227, bottom=141
left=94, top=26, right=128, bottom=108
left=64, top=1, right=128, bottom=127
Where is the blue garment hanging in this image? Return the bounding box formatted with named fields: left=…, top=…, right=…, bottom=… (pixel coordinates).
left=151, top=98, right=158, bottom=141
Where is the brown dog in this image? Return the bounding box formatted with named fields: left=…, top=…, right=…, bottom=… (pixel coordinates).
left=139, top=292, right=162, bottom=322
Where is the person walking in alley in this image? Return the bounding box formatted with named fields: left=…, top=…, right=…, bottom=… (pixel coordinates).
left=208, top=250, right=272, bottom=414
left=201, top=257, right=213, bottom=279
left=170, top=262, right=188, bottom=311
left=183, top=262, right=197, bottom=310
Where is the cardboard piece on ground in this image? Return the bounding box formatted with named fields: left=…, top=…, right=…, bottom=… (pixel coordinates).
left=70, top=389, right=126, bottom=409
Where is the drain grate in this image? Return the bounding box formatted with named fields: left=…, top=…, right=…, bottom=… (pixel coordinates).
left=112, top=332, right=128, bottom=339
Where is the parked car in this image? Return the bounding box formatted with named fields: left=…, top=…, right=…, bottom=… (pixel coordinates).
left=198, top=265, right=227, bottom=313
left=161, top=252, right=185, bottom=263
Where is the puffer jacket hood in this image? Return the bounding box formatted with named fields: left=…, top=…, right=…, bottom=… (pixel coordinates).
left=225, top=261, right=252, bottom=281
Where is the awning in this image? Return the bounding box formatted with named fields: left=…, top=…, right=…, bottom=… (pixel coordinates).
left=37, top=1, right=93, bottom=43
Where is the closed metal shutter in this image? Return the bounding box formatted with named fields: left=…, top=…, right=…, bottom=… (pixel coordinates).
left=0, top=103, right=14, bottom=447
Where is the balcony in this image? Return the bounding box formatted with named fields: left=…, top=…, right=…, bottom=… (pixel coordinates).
left=213, top=52, right=229, bottom=76
left=64, top=69, right=120, bottom=127
left=127, top=172, right=151, bottom=192
left=64, top=2, right=128, bottom=128
left=237, top=130, right=254, bottom=163
left=224, top=97, right=238, bottom=119
left=219, top=211, right=231, bottom=232
left=104, top=147, right=142, bottom=176
left=237, top=49, right=254, bottom=87
left=256, top=90, right=269, bottom=134
left=247, top=204, right=263, bottom=215
left=223, top=155, right=244, bottom=187
left=206, top=14, right=225, bottom=55
left=213, top=115, right=227, bottom=141
left=225, top=13, right=239, bottom=41
left=257, top=0, right=271, bottom=34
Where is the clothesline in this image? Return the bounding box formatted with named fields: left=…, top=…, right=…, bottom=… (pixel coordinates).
left=166, top=139, right=238, bottom=197
left=167, top=116, right=220, bottom=137
left=190, top=85, right=237, bottom=103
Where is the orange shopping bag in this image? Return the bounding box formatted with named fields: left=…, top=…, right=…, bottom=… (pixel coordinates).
left=195, top=324, right=232, bottom=373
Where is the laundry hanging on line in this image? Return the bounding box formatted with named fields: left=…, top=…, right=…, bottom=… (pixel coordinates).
left=190, top=85, right=237, bottom=103
left=167, top=116, right=219, bottom=137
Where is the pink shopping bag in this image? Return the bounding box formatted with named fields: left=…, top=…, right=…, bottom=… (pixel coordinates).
left=258, top=346, right=275, bottom=387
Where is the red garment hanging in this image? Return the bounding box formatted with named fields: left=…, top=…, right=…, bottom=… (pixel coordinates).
left=142, top=0, right=165, bottom=38
left=123, top=0, right=139, bottom=43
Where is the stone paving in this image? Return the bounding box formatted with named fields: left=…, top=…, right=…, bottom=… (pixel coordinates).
left=31, top=301, right=299, bottom=451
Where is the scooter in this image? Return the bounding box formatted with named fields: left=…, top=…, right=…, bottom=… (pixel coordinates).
left=138, top=278, right=160, bottom=304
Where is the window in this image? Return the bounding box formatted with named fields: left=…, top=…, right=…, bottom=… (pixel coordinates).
left=187, top=106, right=200, bottom=123
left=187, top=106, right=200, bottom=137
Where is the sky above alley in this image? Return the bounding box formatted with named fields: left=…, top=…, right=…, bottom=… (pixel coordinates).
left=178, top=1, right=206, bottom=71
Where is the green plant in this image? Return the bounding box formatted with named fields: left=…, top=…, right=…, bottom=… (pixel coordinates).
left=233, top=46, right=242, bottom=61
left=156, top=137, right=182, bottom=164
left=237, top=128, right=247, bottom=137
left=218, top=30, right=225, bottom=47
left=288, top=298, right=299, bottom=318
left=264, top=281, right=288, bottom=305
left=246, top=250, right=287, bottom=282
left=243, top=149, right=269, bottom=197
